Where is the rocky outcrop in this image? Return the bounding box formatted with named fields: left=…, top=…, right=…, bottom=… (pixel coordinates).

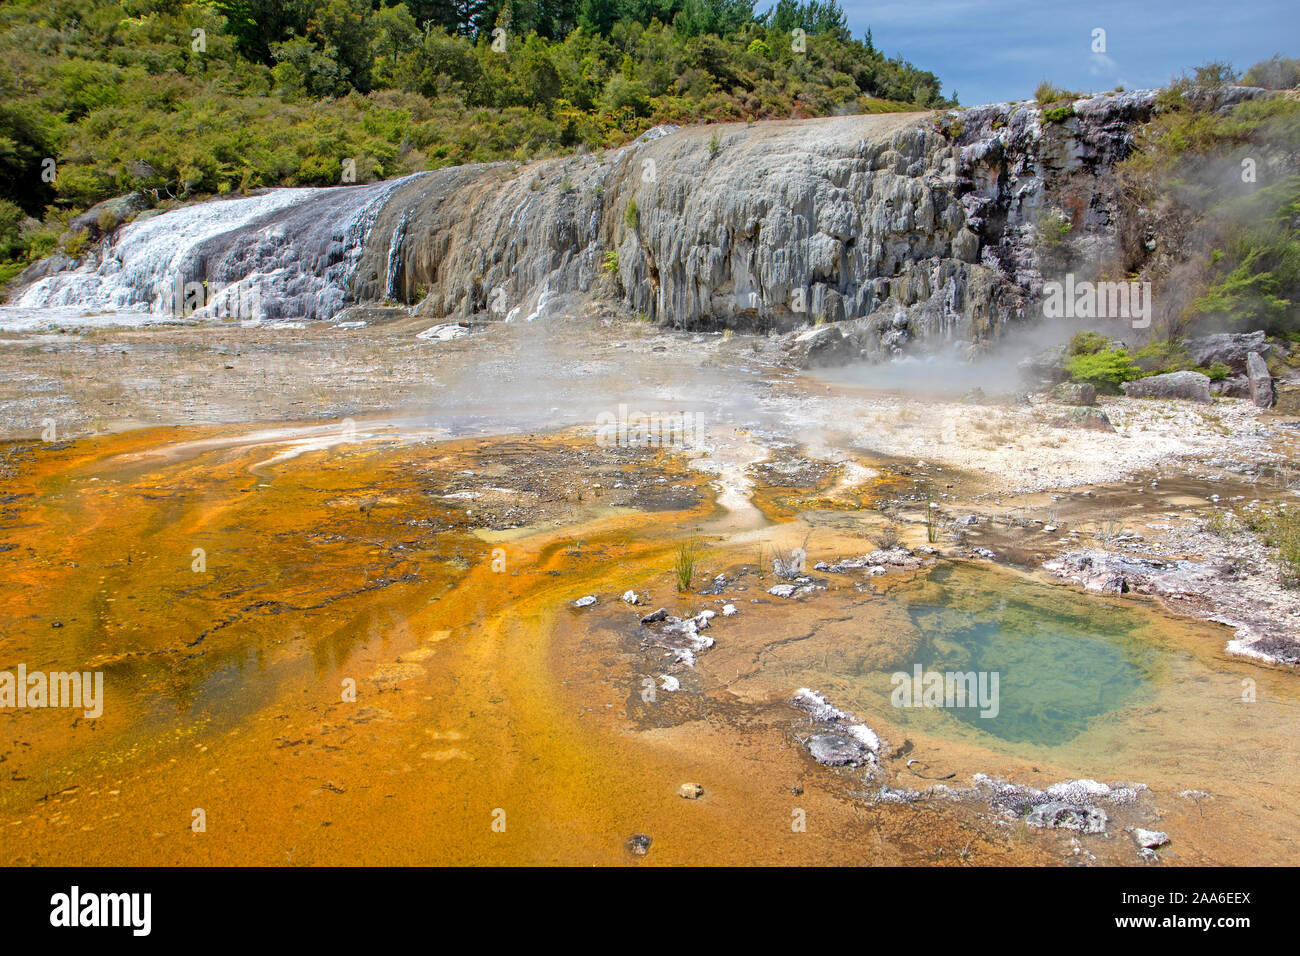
left=1185, top=331, right=1272, bottom=372
left=13, top=87, right=1278, bottom=360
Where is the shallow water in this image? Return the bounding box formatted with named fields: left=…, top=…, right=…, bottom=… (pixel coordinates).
left=881, top=564, right=1156, bottom=746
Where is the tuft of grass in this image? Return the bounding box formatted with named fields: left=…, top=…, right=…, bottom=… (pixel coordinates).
left=674, top=539, right=701, bottom=592
left=924, top=488, right=940, bottom=544
left=1203, top=508, right=1238, bottom=537
left=1035, top=80, right=1078, bottom=104
left=772, top=532, right=811, bottom=579
left=624, top=199, right=639, bottom=231
left=602, top=249, right=619, bottom=274
left=874, top=521, right=904, bottom=550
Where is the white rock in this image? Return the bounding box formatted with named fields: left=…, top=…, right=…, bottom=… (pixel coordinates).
left=1133, top=828, right=1169, bottom=849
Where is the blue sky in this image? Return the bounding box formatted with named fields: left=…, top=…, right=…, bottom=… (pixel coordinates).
left=832, top=0, right=1298, bottom=106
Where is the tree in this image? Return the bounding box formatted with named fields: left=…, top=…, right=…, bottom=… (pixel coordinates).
left=213, top=0, right=312, bottom=65
left=373, top=3, right=420, bottom=85
left=673, top=0, right=753, bottom=38
left=764, top=0, right=845, bottom=36
left=1192, top=60, right=1238, bottom=88
left=1241, top=55, right=1300, bottom=90
left=308, top=0, right=378, bottom=92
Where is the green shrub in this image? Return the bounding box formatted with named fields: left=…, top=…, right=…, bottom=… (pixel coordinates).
left=1066, top=348, right=1143, bottom=391
left=1068, top=330, right=1112, bottom=356
left=96, top=206, right=118, bottom=234
left=1134, top=339, right=1192, bottom=373
left=1043, top=104, right=1075, bottom=124
left=624, top=199, right=639, bottom=231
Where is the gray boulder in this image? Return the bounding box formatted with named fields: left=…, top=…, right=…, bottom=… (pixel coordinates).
left=1184, top=331, right=1270, bottom=373
left=1049, top=407, right=1115, bottom=431
left=788, top=324, right=857, bottom=368
left=1018, top=345, right=1069, bottom=385
left=1049, top=382, right=1097, bottom=406
left=1121, top=370, right=1211, bottom=403
left=1246, top=351, right=1275, bottom=408
left=1210, top=374, right=1250, bottom=398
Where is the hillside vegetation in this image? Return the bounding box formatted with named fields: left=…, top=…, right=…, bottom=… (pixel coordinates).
left=0, top=0, right=952, bottom=284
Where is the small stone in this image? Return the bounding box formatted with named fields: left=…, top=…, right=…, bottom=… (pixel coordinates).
left=678, top=783, right=703, bottom=799
left=626, top=834, right=652, bottom=856
left=1132, top=828, right=1169, bottom=849
left=722, top=603, right=737, bottom=616
left=640, top=608, right=668, bottom=624
left=659, top=675, right=680, bottom=692
left=574, top=595, right=597, bottom=607
left=621, top=590, right=639, bottom=605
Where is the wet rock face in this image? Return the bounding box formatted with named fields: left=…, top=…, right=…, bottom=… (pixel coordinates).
left=366, top=93, right=1205, bottom=353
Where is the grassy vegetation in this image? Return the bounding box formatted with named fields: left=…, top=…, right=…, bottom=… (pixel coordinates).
left=673, top=538, right=701, bottom=591
left=0, top=0, right=952, bottom=287
left=1238, top=504, right=1300, bottom=586
left=1034, top=80, right=1079, bottom=105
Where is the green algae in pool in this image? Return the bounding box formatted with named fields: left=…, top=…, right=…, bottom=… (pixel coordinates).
left=883, top=564, right=1157, bottom=746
